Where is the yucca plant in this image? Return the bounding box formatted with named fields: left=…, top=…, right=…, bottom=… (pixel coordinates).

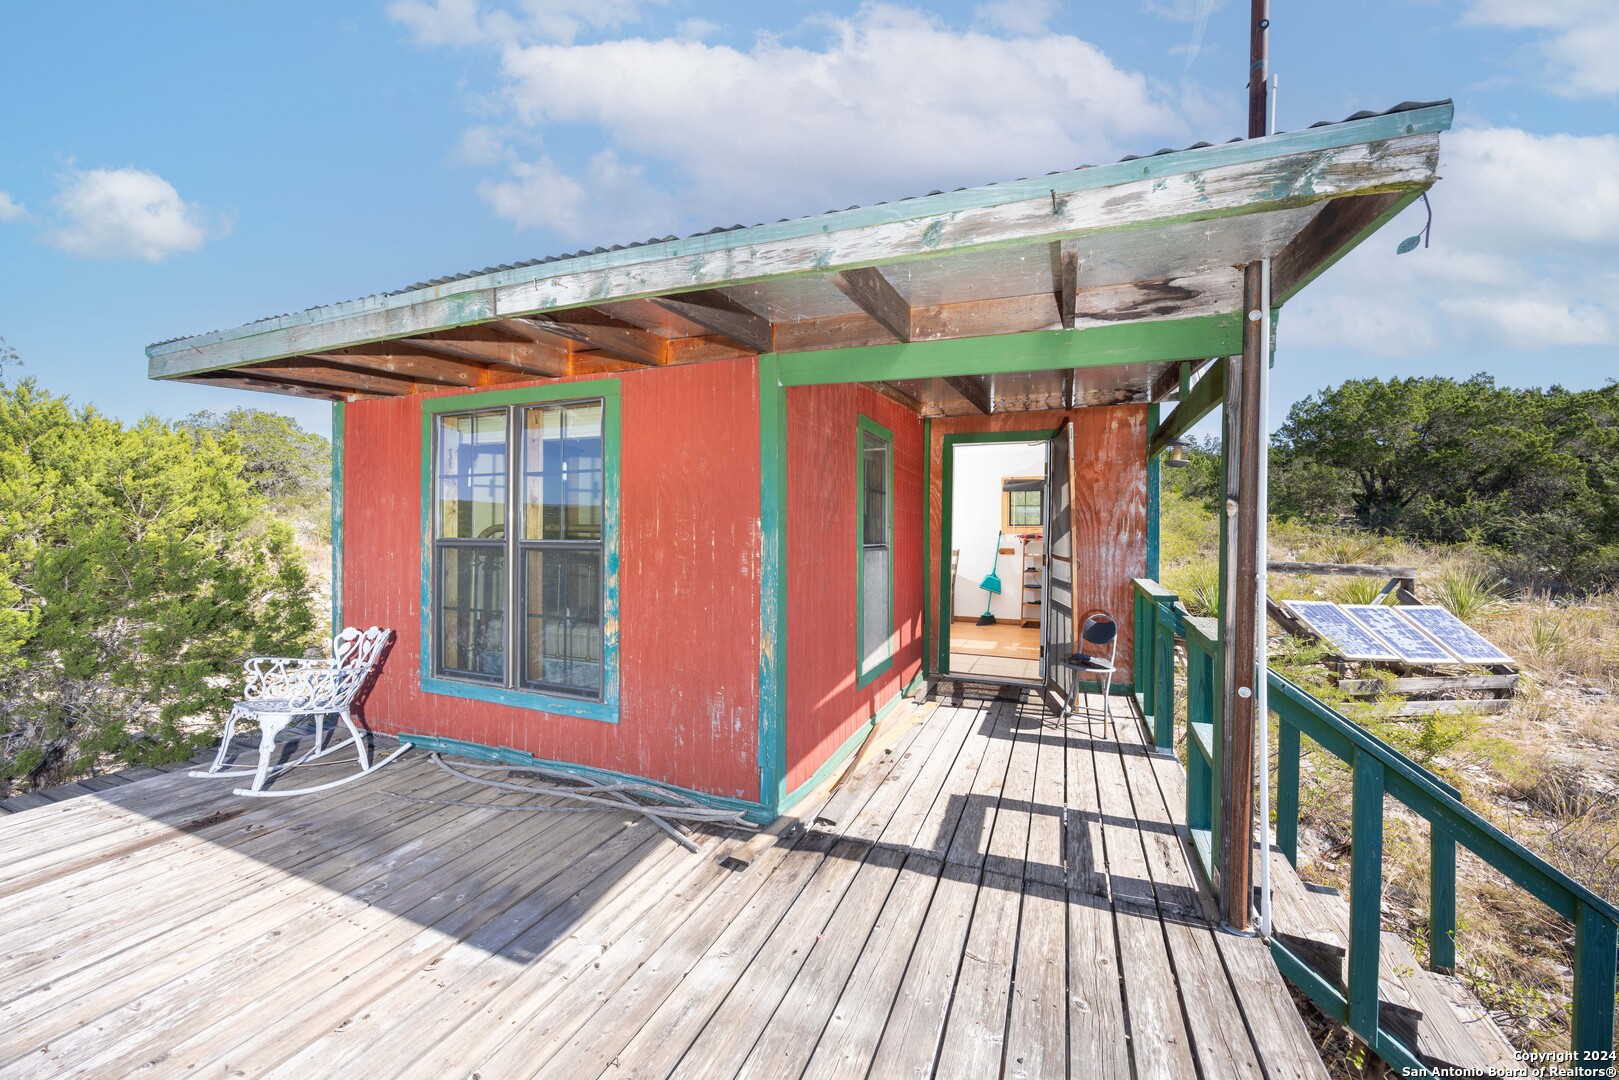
left=1430, top=566, right=1508, bottom=622
left=1165, top=559, right=1221, bottom=617
left=1330, top=576, right=1390, bottom=606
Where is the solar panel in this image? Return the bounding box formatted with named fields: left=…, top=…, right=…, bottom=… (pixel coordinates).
left=1286, top=600, right=1402, bottom=662
left=1342, top=604, right=1459, bottom=664
left=1399, top=605, right=1514, bottom=665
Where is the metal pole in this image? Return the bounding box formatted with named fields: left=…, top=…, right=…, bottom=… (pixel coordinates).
left=1255, top=72, right=1277, bottom=942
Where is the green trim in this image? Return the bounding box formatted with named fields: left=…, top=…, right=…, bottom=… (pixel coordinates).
left=330, top=400, right=344, bottom=636
left=779, top=671, right=925, bottom=813
left=418, top=379, right=622, bottom=725
left=758, top=356, right=788, bottom=810
left=1273, top=190, right=1424, bottom=306
left=856, top=414, right=896, bottom=687
left=779, top=316, right=1240, bottom=388
left=1145, top=403, right=1160, bottom=582
left=148, top=103, right=1453, bottom=374
left=938, top=429, right=1056, bottom=673
left=921, top=418, right=932, bottom=677
left=397, top=732, right=775, bottom=825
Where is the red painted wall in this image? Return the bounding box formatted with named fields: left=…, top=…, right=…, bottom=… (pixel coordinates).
left=341, top=359, right=762, bottom=802
left=784, top=384, right=925, bottom=795
left=926, top=405, right=1148, bottom=681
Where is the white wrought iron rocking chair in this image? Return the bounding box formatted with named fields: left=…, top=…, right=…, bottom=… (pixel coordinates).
left=190, top=626, right=407, bottom=796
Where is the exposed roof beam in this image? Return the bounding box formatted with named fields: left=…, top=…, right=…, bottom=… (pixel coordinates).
left=1149, top=361, right=1184, bottom=403
left=645, top=290, right=773, bottom=354
left=943, top=375, right=992, bottom=415
left=502, top=313, right=667, bottom=367
left=186, top=371, right=377, bottom=402
left=248, top=360, right=427, bottom=397
left=863, top=381, right=922, bottom=413
left=829, top=267, right=912, bottom=342
left=1149, top=356, right=1228, bottom=456
left=148, top=106, right=1450, bottom=381
left=304, top=350, right=507, bottom=389
left=1054, top=239, right=1080, bottom=330
left=1271, top=190, right=1413, bottom=304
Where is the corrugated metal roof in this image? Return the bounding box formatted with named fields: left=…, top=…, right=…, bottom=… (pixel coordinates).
left=150, top=101, right=1448, bottom=347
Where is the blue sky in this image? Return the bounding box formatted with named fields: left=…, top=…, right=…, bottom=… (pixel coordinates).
left=0, top=0, right=1613, bottom=436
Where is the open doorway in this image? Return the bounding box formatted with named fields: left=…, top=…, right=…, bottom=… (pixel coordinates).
left=944, top=439, right=1047, bottom=682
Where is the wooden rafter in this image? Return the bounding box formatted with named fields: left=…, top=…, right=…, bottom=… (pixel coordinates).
left=1149, top=357, right=1227, bottom=456
left=303, top=350, right=504, bottom=389
left=1054, top=239, right=1080, bottom=330
left=186, top=371, right=377, bottom=402
left=1272, top=190, right=1411, bottom=303
left=501, top=313, right=667, bottom=367
left=248, top=360, right=427, bottom=397
left=1149, top=361, right=1184, bottom=403
left=863, top=381, right=923, bottom=412
left=943, top=375, right=991, bottom=415
left=644, top=290, right=773, bottom=354
left=830, top=267, right=912, bottom=342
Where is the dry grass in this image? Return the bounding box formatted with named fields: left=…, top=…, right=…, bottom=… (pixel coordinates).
left=1161, top=492, right=1619, bottom=1056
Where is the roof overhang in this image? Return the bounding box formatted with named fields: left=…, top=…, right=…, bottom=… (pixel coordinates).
left=147, top=102, right=1451, bottom=416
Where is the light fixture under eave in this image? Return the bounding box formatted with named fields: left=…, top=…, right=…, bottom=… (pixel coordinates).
left=1164, top=439, right=1192, bottom=468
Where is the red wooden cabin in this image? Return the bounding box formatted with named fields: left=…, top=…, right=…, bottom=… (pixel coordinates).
left=147, top=101, right=1451, bottom=825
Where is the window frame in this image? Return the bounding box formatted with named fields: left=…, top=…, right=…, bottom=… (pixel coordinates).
left=855, top=414, right=895, bottom=687
left=419, top=379, right=622, bottom=724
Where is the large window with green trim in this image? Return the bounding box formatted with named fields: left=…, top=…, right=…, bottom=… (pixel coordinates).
left=857, top=416, right=894, bottom=684
left=431, top=395, right=611, bottom=706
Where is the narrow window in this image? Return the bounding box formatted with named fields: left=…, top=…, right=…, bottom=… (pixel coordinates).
left=432, top=397, right=608, bottom=704
left=857, top=418, right=894, bottom=683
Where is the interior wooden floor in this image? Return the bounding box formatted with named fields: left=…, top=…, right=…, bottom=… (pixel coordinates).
left=948, top=618, right=1042, bottom=681
left=0, top=693, right=1331, bottom=1080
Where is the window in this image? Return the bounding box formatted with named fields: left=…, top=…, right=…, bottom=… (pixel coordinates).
left=1002, top=476, right=1044, bottom=530
left=857, top=416, right=894, bottom=684
left=426, top=386, right=618, bottom=719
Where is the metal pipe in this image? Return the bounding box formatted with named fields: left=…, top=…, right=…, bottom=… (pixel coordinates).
left=1256, top=73, right=1278, bottom=942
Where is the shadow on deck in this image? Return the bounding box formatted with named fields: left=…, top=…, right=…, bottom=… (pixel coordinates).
left=0, top=690, right=1329, bottom=1079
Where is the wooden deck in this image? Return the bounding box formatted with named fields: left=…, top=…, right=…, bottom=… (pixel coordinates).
left=0, top=691, right=1329, bottom=1079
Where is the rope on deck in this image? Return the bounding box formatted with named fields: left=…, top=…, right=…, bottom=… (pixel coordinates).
left=380, top=753, right=757, bottom=852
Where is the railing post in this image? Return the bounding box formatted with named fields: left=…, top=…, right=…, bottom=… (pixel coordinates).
left=1136, top=589, right=1154, bottom=721
left=1429, top=824, right=1456, bottom=974
left=1154, top=602, right=1176, bottom=751
left=1573, top=902, right=1618, bottom=1064
left=1276, top=714, right=1299, bottom=866
left=1349, top=752, right=1386, bottom=1042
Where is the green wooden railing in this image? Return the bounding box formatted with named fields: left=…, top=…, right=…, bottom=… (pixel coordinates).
left=1131, top=577, right=1619, bottom=1073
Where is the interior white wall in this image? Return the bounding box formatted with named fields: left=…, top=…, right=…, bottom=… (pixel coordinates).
left=949, top=441, right=1046, bottom=623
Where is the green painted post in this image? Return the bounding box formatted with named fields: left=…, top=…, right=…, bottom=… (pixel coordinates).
left=1429, top=824, right=1457, bottom=973
left=1276, top=717, right=1300, bottom=866
left=1349, top=752, right=1386, bottom=1041
left=1154, top=602, right=1176, bottom=750
left=1573, top=902, right=1619, bottom=1063
left=1135, top=589, right=1153, bottom=721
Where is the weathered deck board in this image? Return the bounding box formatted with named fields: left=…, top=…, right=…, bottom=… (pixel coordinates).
left=0, top=693, right=1355, bottom=1080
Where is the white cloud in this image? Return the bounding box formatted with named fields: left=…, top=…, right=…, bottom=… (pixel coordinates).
left=973, top=0, right=1061, bottom=35
left=0, top=191, right=23, bottom=222
left=465, top=4, right=1199, bottom=239
left=48, top=167, right=221, bottom=262
left=389, top=0, right=660, bottom=46
left=477, top=149, right=679, bottom=241
left=1287, top=126, right=1619, bottom=356
left=1464, top=0, right=1619, bottom=98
